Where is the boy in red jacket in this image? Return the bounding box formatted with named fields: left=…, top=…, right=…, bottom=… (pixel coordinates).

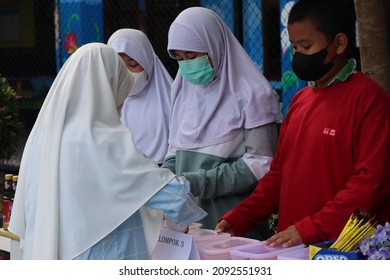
left=216, top=0, right=390, bottom=247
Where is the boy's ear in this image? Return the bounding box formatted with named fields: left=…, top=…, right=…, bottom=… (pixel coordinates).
left=335, top=33, right=348, bottom=54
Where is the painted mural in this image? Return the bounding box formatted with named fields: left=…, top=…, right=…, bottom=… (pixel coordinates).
left=55, top=0, right=103, bottom=69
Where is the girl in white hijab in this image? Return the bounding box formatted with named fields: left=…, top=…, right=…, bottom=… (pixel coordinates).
left=8, top=43, right=205, bottom=260
left=162, top=7, right=282, bottom=237
left=107, top=29, right=171, bottom=164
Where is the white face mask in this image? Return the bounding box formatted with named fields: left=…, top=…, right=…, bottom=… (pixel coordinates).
left=129, top=70, right=148, bottom=96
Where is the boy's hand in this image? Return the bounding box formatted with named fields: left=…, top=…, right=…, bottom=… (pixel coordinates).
left=215, top=219, right=234, bottom=235
left=265, top=225, right=303, bottom=247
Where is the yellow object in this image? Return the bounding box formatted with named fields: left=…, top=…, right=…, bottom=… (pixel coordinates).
left=330, top=209, right=376, bottom=252
left=0, top=228, right=20, bottom=241
left=340, top=224, right=376, bottom=252
left=331, top=211, right=358, bottom=247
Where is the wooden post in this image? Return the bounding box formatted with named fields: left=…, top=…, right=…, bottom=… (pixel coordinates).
left=354, top=0, right=390, bottom=92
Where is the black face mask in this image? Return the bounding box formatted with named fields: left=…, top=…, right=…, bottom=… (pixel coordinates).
left=292, top=44, right=334, bottom=82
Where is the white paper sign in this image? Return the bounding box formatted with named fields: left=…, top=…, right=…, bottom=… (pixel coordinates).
left=151, top=228, right=200, bottom=260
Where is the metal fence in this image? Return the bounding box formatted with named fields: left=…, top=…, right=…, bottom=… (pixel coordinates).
left=0, top=0, right=357, bottom=170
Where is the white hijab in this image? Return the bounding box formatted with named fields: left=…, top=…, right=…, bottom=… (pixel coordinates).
left=107, top=29, right=171, bottom=163
left=167, top=7, right=282, bottom=149
left=9, top=43, right=175, bottom=259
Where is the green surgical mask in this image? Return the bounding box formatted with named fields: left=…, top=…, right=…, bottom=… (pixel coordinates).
left=178, top=55, right=215, bottom=85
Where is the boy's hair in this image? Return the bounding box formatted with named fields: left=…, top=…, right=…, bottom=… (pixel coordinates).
left=288, top=0, right=356, bottom=56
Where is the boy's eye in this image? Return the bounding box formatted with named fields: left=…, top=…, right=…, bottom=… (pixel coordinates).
left=291, top=43, right=312, bottom=54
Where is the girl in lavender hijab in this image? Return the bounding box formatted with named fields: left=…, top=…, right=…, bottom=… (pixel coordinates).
left=108, top=29, right=171, bottom=164
left=162, top=7, right=282, bottom=237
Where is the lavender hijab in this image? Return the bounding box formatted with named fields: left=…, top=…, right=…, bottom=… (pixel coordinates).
left=167, top=7, right=282, bottom=149
left=108, top=29, right=171, bottom=163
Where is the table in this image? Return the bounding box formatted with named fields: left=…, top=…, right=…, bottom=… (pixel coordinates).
left=0, top=228, right=22, bottom=260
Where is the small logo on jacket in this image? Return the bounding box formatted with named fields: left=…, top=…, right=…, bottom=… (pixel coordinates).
left=323, top=127, right=336, bottom=136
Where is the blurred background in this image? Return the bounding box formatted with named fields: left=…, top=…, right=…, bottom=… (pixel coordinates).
left=0, top=0, right=389, bottom=172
